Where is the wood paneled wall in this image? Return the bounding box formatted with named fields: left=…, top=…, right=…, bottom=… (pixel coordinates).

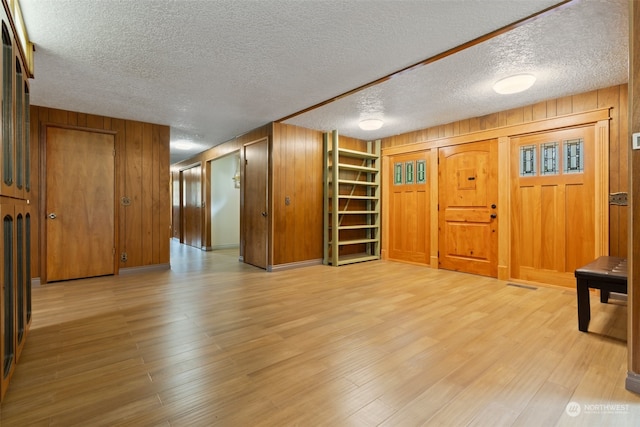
left=628, top=0, right=640, bottom=389
left=272, top=123, right=323, bottom=265
left=30, top=106, right=171, bottom=278
left=382, top=85, right=629, bottom=256
left=173, top=123, right=325, bottom=268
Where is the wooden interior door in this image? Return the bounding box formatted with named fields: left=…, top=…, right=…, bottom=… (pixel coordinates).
left=45, top=126, right=115, bottom=282
left=510, top=126, right=596, bottom=286
left=182, top=165, right=202, bottom=249
left=438, top=139, right=498, bottom=277
left=243, top=138, right=268, bottom=269
left=387, top=151, right=430, bottom=264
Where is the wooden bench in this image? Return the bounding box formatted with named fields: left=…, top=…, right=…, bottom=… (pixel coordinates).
left=574, top=256, right=627, bottom=332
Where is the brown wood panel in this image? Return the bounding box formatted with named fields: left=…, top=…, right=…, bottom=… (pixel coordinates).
left=141, top=123, right=153, bottom=263
left=506, top=108, right=524, bottom=126
left=86, top=114, right=104, bottom=130
left=77, top=112, right=87, bottom=128
left=157, top=125, right=170, bottom=264
left=532, top=101, right=547, bottom=121
left=546, top=99, right=557, bottom=117
left=29, top=107, right=42, bottom=277
left=572, top=90, right=598, bottom=112
left=556, top=96, right=573, bottom=116
left=271, top=123, right=323, bottom=266
left=124, top=121, right=143, bottom=266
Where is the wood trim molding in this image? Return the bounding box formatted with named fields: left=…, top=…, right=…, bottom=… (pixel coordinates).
left=381, top=155, right=389, bottom=260
left=382, top=108, right=611, bottom=157
left=594, top=119, right=610, bottom=257
left=628, top=0, right=640, bottom=384
left=497, top=136, right=510, bottom=280
left=268, top=258, right=322, bottom=272
left=429, top=149, right=438, bottom=269
left=119, top=263, right=171, bottom=275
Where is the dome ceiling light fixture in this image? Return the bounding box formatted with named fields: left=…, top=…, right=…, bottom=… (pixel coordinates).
left=359, top=118, right=384, bottom=131
left=172, top=140, right=194, bottom=150
left=493, top=73, right=536, bottom=95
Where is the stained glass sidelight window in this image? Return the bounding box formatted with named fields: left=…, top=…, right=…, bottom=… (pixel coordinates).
left=519, top=145, right=536, bottom=177
left=563, top=138, right=584, bottom=174
left=405, top=161, right=414, bottom=184
left=416, top=160, right=426, bottom=184
left=541, top=142, right=559, bottom=175
left=393, top=162, right=402, bottom=185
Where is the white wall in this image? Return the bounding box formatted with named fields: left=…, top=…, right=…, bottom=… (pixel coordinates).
left=210, top=153, right=240, bottom=249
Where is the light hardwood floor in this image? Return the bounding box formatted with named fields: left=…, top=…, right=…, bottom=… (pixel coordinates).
left=1, top=241, right=639, bottom=426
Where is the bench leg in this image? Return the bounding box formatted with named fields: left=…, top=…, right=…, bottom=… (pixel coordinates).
left=601, top=290, right=610, bottom=303
left=577, top=279, right=591, bottom=332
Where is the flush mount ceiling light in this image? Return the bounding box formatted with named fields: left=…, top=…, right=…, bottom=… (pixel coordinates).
left=493, top=74, right=536, bottom=95
left=172, top=140, right=194, bottom=150
left=359, top=119, right=384, bottom=131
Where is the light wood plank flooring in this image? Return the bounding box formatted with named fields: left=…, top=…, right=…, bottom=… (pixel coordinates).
left=1, top=241, right=640, bottom=426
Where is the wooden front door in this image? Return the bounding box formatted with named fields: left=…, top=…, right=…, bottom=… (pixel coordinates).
left=438, top=139, right=498, bottom=277
left=510, top=126, right=596, bottom=286
left=243, top=138, right=268, bottom=269
left=181, top=165, right=202, bottom=249
left=387, top=151, right=430, bottom=264
left=45, top=126, right=115, bottom=282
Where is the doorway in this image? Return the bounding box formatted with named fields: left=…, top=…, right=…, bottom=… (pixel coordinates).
left=210, top=153, right=240, bottom=250
left=243, top=138, right=269, bottom=269
left=44, top=125, right=116, bottom=282
left=181, top=164, right=202, bottom=249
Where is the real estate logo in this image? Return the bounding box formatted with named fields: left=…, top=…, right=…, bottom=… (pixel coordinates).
left=565, top=401, right=581, bottom=417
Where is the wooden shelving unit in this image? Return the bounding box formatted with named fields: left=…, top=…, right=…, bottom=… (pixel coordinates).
left=323, top=130, right=380, bottom=266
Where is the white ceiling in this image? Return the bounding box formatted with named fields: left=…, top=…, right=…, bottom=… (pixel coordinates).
left=20, top=0, right=628, bottom=164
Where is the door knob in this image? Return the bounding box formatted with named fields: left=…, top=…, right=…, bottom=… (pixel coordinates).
left=490, top=214, right=497, bottom=219
left=261, top=212, right=267, bottom=217
left=48, top=213, right=57, bottom=219
left=491, top=204, right=497, bottom=209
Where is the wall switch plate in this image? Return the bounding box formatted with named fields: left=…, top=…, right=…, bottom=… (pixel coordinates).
left=634, top=132, right=640, bottom=150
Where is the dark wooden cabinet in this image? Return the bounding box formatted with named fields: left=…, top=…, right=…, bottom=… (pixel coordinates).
left=0, top=3, right=32, bottom=402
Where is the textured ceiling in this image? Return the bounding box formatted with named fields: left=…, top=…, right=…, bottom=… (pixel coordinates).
left=19, top=0, right=626, bottom=164
left=285, top=0, right=629, bottom=140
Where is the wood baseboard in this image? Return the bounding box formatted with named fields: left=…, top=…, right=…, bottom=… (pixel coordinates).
left=120, top=263, right=171, bottom=275
left=268, top=258, right=323, bottom=272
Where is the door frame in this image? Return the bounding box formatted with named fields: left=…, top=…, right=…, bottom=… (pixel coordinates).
left=382, top=108, right=610, bottom=282
left=242, top=137, right=270, bottom=269
left=178, top=161, right=203, bottom=249
left=40, top=123, right=119, bottom=284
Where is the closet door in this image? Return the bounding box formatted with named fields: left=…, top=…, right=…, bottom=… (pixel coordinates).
left=387, top=151, right=430, bottom=264
left=510, top=125, right=597, bottom=286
